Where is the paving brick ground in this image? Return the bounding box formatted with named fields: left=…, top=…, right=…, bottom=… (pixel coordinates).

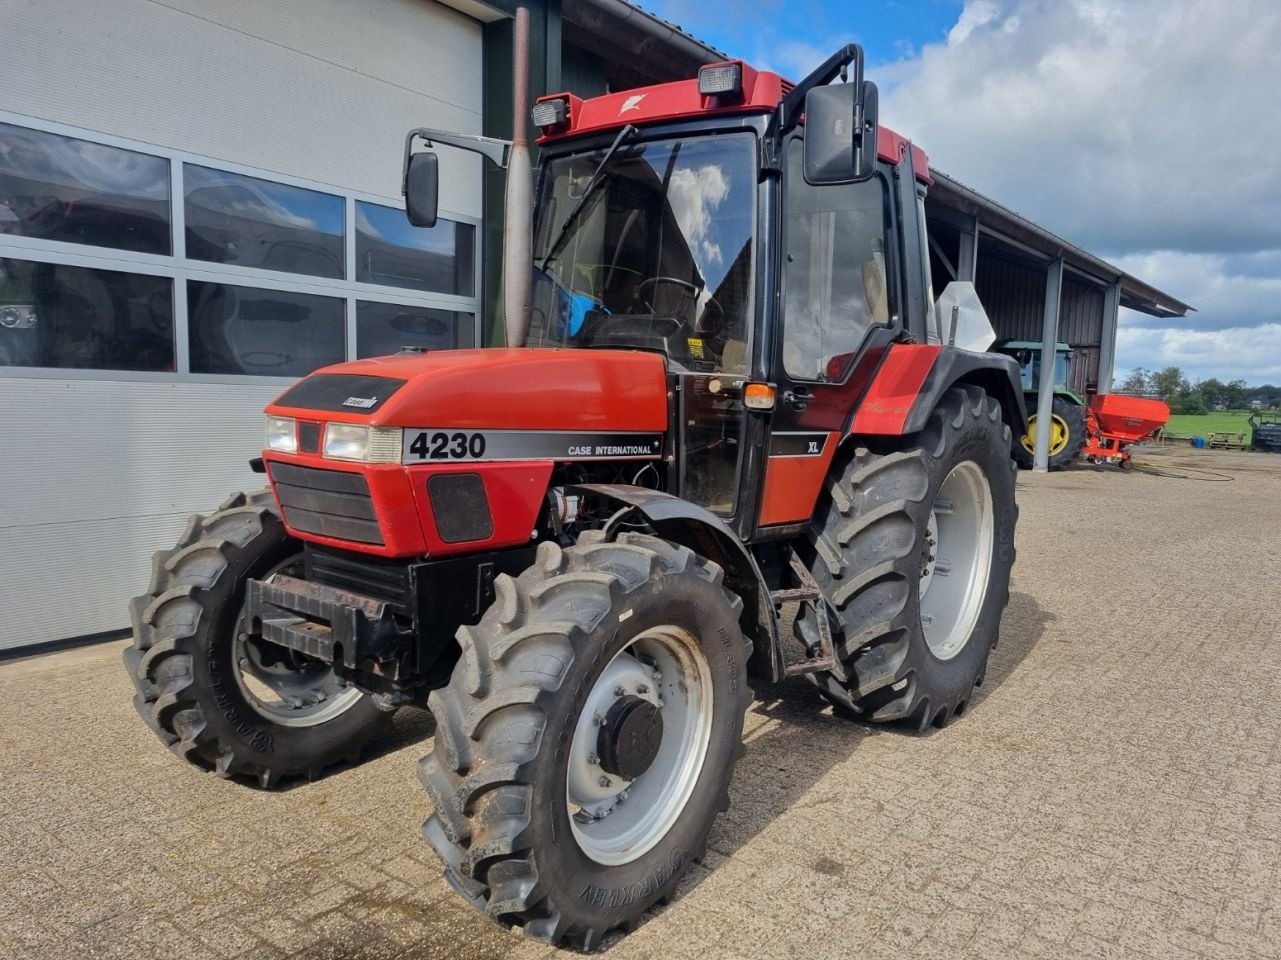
left=3, top=445, right=1280, bottom=960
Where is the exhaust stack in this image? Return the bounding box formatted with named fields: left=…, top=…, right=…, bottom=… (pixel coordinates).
left=503, top=6, right=534, bottom=347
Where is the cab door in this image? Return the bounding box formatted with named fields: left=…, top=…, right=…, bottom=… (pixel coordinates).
left=757, top=139, right=903, bottom=530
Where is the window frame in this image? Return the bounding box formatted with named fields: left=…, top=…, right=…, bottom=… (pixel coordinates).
left=777, top=134, right=899, bottom=385
left=0, top=110, right=482, bottom=383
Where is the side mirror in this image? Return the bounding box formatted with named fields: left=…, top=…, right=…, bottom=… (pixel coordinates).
left=803, top=79, right=879, bottom=184
left=405, top=151, right=439, bottom=228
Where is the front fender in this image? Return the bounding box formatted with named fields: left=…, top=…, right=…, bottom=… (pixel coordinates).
left=568, top=484, right=782, bottom=682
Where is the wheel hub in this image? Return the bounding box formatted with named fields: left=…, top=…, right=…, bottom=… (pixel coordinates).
left=598, top=695, right=664, bottom=781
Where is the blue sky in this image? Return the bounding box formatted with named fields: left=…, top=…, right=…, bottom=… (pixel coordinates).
left=643, top=1, right=1281, bottom=387
left=646, top=1, right=963, bottom=76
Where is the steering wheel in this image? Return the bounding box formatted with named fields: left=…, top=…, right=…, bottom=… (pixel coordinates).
left=632, top=276, right=700, bottom=315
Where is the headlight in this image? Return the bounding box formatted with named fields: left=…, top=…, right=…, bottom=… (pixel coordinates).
left=323, top=423, right=402, bottom=462
left=265, top=416, right=297, bottom=453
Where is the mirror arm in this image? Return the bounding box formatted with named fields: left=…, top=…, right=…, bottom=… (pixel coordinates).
left=777, top=43, right=864, bottom=132
left=400, top=128, right=513, bottom=196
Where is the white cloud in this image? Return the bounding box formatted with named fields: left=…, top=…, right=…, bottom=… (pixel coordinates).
left=877, top=0, right=1281, bottom=383
left=668, top=163, right=730, bottom=267
left=883, top=0, right=1281, bottom=255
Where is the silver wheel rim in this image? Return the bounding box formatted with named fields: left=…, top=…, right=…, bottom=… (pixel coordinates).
left=231, top=558, right=364, bottom=727
left=919, top=460, right=994, bottom=661
left=567, top=625, right=714, bottom=866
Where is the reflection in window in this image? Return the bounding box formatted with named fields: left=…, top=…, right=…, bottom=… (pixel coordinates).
left=356, top=301, right=473, bottom=358
left=187, top=281, right=344, bottom=377
left=0, top=258, right=173, bottom=370
left=528, top=135, right=755, bottom=374
left=185, top=165, right=344, bottom=279
left=783, top=141, right=889, bottom=382
left=355, top=202, right=474, bottom=296
left=0, top=122, right=170, bottom=255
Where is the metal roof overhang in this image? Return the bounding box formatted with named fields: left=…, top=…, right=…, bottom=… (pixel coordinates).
left=927, top=170, right=1193, bottom=319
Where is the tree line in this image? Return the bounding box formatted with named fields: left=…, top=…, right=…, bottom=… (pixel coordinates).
left=1117, top=368, right=1279, bottom=414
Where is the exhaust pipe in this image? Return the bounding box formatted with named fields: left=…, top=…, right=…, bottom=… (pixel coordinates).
left=503, top=6, right=534, bottom=347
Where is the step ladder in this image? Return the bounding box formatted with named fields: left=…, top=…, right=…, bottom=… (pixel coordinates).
left=771, top=550, right=846, bottom=681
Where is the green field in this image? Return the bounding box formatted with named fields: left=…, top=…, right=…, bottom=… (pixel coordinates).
left=1164, top=411, right=1252, bottom=438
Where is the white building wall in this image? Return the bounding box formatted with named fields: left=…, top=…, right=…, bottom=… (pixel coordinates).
left=0, top=0, right=486, bottom=649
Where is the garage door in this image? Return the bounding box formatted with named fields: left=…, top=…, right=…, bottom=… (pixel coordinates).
left=0, top=0, right=485, bottom=650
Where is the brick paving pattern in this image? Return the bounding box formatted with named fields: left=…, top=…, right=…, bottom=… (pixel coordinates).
left=2, top=445, right=1279, bottom=960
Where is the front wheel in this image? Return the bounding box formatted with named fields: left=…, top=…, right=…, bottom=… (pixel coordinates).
left=418, top=532, right=750, bottom=949
left=801, top=385, right=1018, bottom=729
left=123, top=490, right=390, bottom=787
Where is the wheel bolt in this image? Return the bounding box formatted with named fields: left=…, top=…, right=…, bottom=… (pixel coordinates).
left=656, top=697, right=665, bottom=709
left=593, top=713, right=604, bottom=726
left=599, top=775, right=611, bottom=788
left=614, top=685, right=626, bottom=697
left=637, top=683, right=649, bottom=695
left=587, top=753, right=599, bottom=765
left=238, top=657, right=250, bottom=669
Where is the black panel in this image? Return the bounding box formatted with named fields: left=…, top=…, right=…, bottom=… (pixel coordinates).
left=767, top=432, right=829, bottom=457
left=427, top=473, right=493, bottom=543
left=297, top=421, right=321, bottom=454
left=306, top=545, right=411, bottom=615
left=267, top=462, right=383, bottom=545
left=275, top=373, right=407, bottom=414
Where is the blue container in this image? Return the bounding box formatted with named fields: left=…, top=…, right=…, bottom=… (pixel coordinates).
left=1193, top=436, right=1206, bottom=448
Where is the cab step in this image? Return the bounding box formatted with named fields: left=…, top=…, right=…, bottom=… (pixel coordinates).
left=771, top=551, right=846, bottom=681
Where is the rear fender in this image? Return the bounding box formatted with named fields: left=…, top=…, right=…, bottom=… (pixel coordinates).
left=569, top=484, right=782, bottom=682
left=849, top=344, right=1027, bottom=438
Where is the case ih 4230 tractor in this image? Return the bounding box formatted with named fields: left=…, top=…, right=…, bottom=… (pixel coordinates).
left=126, top=46, right=1025, bottom=948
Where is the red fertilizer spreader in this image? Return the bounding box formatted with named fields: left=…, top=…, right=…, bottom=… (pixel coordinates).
left=1082, top=394, right=1170, bottom=469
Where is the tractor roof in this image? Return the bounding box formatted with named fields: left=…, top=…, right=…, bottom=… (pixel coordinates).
left=535, top=60, right=930, bottom=183
left=998, top=340, right=1072, bottom=353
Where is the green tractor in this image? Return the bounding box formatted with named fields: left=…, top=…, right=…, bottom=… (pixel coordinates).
left=993, top=340, right=1086, bottom=470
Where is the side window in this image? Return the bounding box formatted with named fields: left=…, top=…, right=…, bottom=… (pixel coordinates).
left=783, top=140, right=890, bottom=382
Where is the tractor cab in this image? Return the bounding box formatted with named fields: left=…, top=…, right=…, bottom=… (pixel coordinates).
left=994, top=340, right=1075, bottom=398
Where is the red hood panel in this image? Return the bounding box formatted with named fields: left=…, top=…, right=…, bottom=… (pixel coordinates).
left=267, top=348, right=669, bottom=431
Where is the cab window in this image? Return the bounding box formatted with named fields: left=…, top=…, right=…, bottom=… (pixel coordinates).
left=782, top=139, right=890, bottom=382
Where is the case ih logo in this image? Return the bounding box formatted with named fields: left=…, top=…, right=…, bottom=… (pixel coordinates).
left=342, top=396, right=379, bottom=409
left=620, top=94, right=646, bottom=114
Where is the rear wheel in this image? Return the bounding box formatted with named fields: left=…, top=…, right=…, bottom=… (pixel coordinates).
left=123, top=490, right=389, bottom=787
left=800, top=386, right=1017, bottom=728
left=418, top=532, right=750, bottom=949
left=1013, top=394, right=1085, bottom=469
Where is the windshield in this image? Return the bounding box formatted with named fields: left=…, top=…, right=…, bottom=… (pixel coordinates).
left=529, top=133, right=755, bottom=374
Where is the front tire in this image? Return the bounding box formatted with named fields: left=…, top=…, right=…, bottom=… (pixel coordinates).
left=418, top=532, right=750, bottom=949
left=801, top=386, right=1017, bottom=729
left=123, top=490, right=389, bottom=787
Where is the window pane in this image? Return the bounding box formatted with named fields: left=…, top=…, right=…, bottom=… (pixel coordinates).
left=783, top=141, right=889, bottom=382
left=355, top=201, right=474, bottom=296
left=0, top=122, right=170, bottom=255
left=184, top=165, right=345, bottom=279
left=356, top=301, right=474, bottom=357
left=187, top=281, right=344, bottom=377
left=0, top=258, right=173, bottom=370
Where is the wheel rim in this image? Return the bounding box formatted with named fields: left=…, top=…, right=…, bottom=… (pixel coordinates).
left=566, top=625, right=714, bottom=866
left=1020, top=413, right=1070, bottom=456
left=918, top=461, right=995, bottom=661
left=231, top=557, right=364, bottom=727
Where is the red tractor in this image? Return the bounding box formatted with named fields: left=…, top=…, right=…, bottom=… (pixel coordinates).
left=126, top=46, right=1025, bottom=948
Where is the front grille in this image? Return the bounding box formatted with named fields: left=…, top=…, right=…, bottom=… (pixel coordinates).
left=268, top=462, right=384, bottom=545
left=304, top=544, right=410, bottom=615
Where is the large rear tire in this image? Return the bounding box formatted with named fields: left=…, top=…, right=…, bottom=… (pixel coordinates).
left=800, top=385, right=1017, bottom=729
left=1013, top=394, right=1085, bottom=469
left=123, top=490, right=390, bottom=788
left=418, top=531, right=750, bottom=949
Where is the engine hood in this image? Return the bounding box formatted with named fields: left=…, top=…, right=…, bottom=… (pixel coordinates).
left=266, top=348, right=669, bottom=432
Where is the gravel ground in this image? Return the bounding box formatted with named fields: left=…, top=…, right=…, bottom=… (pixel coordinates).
left=2, top=444, right=1280, bottom=960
